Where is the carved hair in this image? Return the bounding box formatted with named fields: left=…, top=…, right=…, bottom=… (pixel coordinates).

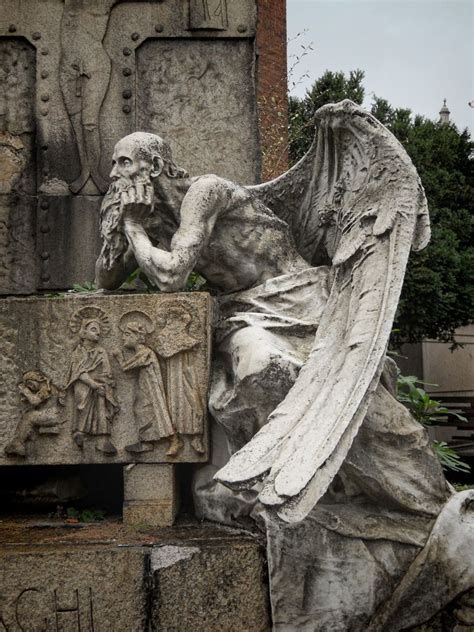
left=119, top=310, right=154, bottom=335
left=21, top=370, right=55, bottom=400
left=70, top=307, right=111, bottom=335
left=123, top=322, right=147, bottom=344
left=121, top=132, right=189, bottom=179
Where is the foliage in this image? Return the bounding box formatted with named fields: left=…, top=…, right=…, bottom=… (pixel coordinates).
left=186, top=272, right=207, bottom=291
left=66, top=507, right=106, bottom=523
left=382, top=114, right=474, bottom=345
left=396, top=374, right=467, bottom=426
left=289, top=69, right=365, bottom=161
left=432, top=442, right=471, bottom=474
left=288, top=70, right=474, bottom=345
left=119, top=268, right=208, bottom=293
left=71, top=281, right=96, bottom=293
left=49, top=506, right=106, bottom=523
left=396, top=373, right=470, bottom=473
left=453, top=483, right=474, bottom=491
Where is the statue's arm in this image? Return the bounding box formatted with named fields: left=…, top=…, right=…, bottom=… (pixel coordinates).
left=123, top=176, right=221, bottom=292
left=95, top=246, right=137, bottom=290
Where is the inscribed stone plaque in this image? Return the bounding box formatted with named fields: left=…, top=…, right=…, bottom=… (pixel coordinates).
left=0, top=548, right=147, bottom=631
left=0, top=292, right=212, bottom=465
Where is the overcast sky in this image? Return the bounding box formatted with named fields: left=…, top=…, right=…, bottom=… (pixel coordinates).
left=287, top=0, right=474, bottom=133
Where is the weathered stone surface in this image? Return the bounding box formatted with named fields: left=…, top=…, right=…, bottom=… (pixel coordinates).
left=136, top=38, right=260, bottom=183
left=95, top=108, right=473, bottom=629
left=151, top=540, right=270, bottom=631
left=0, top=519, right=271, bottom=632
left=123, top=463, right=179, bottom=527
left=0, top=292, right=212, bottom=465
left=0, top=547, right=147, bottom=631
left=0, top=195, right=37, bottom=294
left=0, top=1, right=259, bottom=293
left=409, top=589, right=474, bottom=631
left=36, top=196, right=102, bottom=290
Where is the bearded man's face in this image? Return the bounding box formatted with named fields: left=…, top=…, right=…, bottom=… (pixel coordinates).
left=109, top=139, right=153, bottom=186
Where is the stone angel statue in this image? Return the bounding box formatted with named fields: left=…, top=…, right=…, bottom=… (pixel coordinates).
left=95, top=100, right=474, bottom=630
left=98, top=98, right=429, bottom=517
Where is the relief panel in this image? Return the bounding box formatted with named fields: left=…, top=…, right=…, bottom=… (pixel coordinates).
left=0, top=293, right=212, bottom=465
left=0, top=39, right=37, bottom=294
left=136, top=39, right=260, bottom=183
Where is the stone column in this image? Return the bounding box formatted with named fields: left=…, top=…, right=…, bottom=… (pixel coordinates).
left=123, top=464, right=179, bottom=528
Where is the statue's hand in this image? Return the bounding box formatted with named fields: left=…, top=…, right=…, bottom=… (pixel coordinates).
left=120, top=179, right=154, bottom=227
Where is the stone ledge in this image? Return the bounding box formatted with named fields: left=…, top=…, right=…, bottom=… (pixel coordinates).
left=0, top=517, right=271, bottom=631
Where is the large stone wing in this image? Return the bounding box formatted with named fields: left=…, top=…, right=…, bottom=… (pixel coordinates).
left=215, top=100, right=430, bottom=523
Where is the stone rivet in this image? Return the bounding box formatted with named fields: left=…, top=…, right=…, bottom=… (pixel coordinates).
left=40, top=200, right=49, bottom=210
left=131, top=32, right=140, bottom=41
left=123, top=67, right=132, bottom=77
left=41, top=94, right=50, bottom=102
left=237, top=24, right=247, bottom=33
left=40, top=108, right=49, bottom=116
left=32, top=32, right=41, bottom=40
left=41, top=47, right=49, bottom=56
left=41, top=70, right=49, bottom=79
left=123, top=47, right=132, bottom=56
left=40, top=251, right=50, bottom=260
left=40, top=224, right=50, bottom=234
left=8, top=25, right=17, bottom=33
left=41, top=273, right=51, bottom=282
left=122, top=105, right=132, bottom=114
left=122, top=89, right=132, bottom=99
left=154, top=24, right=164, bottom=33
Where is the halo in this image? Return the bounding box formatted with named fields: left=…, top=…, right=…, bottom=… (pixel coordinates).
left=156, top=302, right=192, bottom=326
left=69, top=306, right=111, bottom=335
left=119, top=310, right=154, bottom=334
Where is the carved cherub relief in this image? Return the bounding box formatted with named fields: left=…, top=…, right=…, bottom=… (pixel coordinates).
left=4, top=371, right=64, bottom=458
left=65, top=306, right=119, bottom=455
left=156, top=304, right=205, bottom=455
left=114, top=311, right=182, bottom=456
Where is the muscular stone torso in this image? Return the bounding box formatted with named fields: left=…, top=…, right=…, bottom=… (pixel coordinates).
left=153, top=176, right=310, bottom=294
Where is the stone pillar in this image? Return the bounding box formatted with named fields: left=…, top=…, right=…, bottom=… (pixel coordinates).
left=123, top=464, right=179, bottom=528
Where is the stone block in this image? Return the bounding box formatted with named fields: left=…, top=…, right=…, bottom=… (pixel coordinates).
left=0, top=292, right=212, bottom=465
left=0, top=547, right=147, bottom=631
left=136, top=37, right=260, bottom=184
left=123, top=463, right=178, bottom=527
left=150, top=540, right=271, bottom=631
left=0, top=519, right=271, bottom=632
left=36, top=196, right=102, bottom=290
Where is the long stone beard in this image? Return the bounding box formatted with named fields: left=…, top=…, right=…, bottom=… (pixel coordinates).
left=98, top=176, right=153, bottom=271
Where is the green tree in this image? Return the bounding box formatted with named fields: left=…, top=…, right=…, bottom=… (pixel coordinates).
left=288, top=72, right=474, bottom=344
left=289, top=69, right=365, bottom=161
left=369, top=101, right=474, bottom=344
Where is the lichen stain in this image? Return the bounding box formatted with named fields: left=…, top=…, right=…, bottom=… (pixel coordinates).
left=0, top=131, right=26, bottom=194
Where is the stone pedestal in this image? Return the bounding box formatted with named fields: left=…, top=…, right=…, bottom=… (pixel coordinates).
left=123, top=464, right=178, bottom=528
left=0, top=518, right=271, bottom=631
